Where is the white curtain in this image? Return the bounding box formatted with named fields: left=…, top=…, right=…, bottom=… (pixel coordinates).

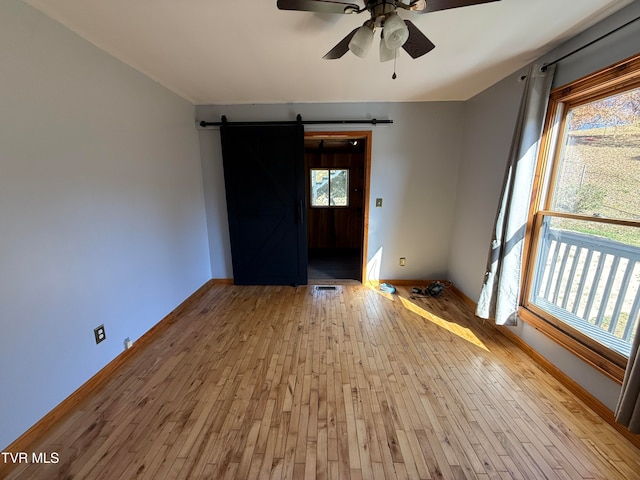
left=616, top=329, right=640, bottom=433
left=476, top=63, right=556, bottom=326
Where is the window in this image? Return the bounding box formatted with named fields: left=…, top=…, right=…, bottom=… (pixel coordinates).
left=310, top=168, right=349, bottom=207
left=523, top=55, right=640, bottom=381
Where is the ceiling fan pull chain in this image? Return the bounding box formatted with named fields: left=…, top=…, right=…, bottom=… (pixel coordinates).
left=392, top=49, right=397, bottom=79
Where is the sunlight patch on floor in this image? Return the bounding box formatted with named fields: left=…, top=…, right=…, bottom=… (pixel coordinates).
left=363, top=281, right=489, bottom=351
left=398, top=295, right=489, bottom=352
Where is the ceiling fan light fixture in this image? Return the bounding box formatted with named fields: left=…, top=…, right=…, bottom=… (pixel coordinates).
left=379, top=34, right=397, bottom=62
left=383, top=13, right=409, bottom=49
left=348, top=21, right=374, bottom=58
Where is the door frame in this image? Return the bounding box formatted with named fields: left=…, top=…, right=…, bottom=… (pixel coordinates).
left=304, top=130, right=372, bottom=284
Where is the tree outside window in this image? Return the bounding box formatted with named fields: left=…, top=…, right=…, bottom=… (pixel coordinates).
left=310, top=169, right=349, bottom=207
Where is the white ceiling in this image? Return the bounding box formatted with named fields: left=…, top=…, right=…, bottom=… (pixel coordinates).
left=23, top=0, right=634, bottom=104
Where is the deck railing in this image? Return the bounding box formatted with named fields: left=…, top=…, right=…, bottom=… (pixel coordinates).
left=531, top=221, right=640, bottom=357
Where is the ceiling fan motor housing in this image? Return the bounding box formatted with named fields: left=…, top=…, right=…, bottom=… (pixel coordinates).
left=370, top=0, right=399, bottom=27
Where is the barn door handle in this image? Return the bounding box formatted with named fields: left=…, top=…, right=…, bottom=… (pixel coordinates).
left=297, top=200, right=304, bottom=224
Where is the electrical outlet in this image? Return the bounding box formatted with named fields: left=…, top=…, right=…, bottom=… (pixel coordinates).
left=94, top=324, right=106, bottom=344
left=400, top=257, right=406, bottom=266
left=376, top=198, right=383, bottom=207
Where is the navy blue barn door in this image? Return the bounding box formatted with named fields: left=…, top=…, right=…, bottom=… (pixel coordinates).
left=220, top=125, right=308, bottom=285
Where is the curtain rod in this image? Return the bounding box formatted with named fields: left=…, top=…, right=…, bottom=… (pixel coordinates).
left=541, top=14, right=640, bottom=72
left=198, top=114, right=393, bottom=128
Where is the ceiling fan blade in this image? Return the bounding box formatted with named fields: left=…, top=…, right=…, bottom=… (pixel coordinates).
left=401, top=20, right=435, bottom=59
left=323, top=28, right=359, bottom=59
left=411, top=0, right=500, bottom=14
left=277, top=0, right=361, bottom=14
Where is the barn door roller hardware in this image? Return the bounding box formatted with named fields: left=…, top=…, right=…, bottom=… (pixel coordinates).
left=198, top=114, right=393, bottom=127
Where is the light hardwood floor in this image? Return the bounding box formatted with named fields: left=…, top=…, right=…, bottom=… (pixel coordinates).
left=5, top=283, right=640, bottom=479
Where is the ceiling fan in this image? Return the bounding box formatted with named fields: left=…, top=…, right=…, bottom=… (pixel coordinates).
left=277, top=0, right=500, bottom=61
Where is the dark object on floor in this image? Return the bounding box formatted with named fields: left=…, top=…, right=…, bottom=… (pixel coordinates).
left=411, top=281, right=450, bottom=298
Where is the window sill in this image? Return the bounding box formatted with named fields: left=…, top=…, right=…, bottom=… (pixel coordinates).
left=518, top=306, right=626, bottom=384
left=310, top=205, right=350, bottom=209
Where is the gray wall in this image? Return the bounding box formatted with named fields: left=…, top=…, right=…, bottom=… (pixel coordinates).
left=197, top=102, right=465, bottom=281
left=448, top=1, right=640, bottom=410
left=0, top=1, right=211, bottom=449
